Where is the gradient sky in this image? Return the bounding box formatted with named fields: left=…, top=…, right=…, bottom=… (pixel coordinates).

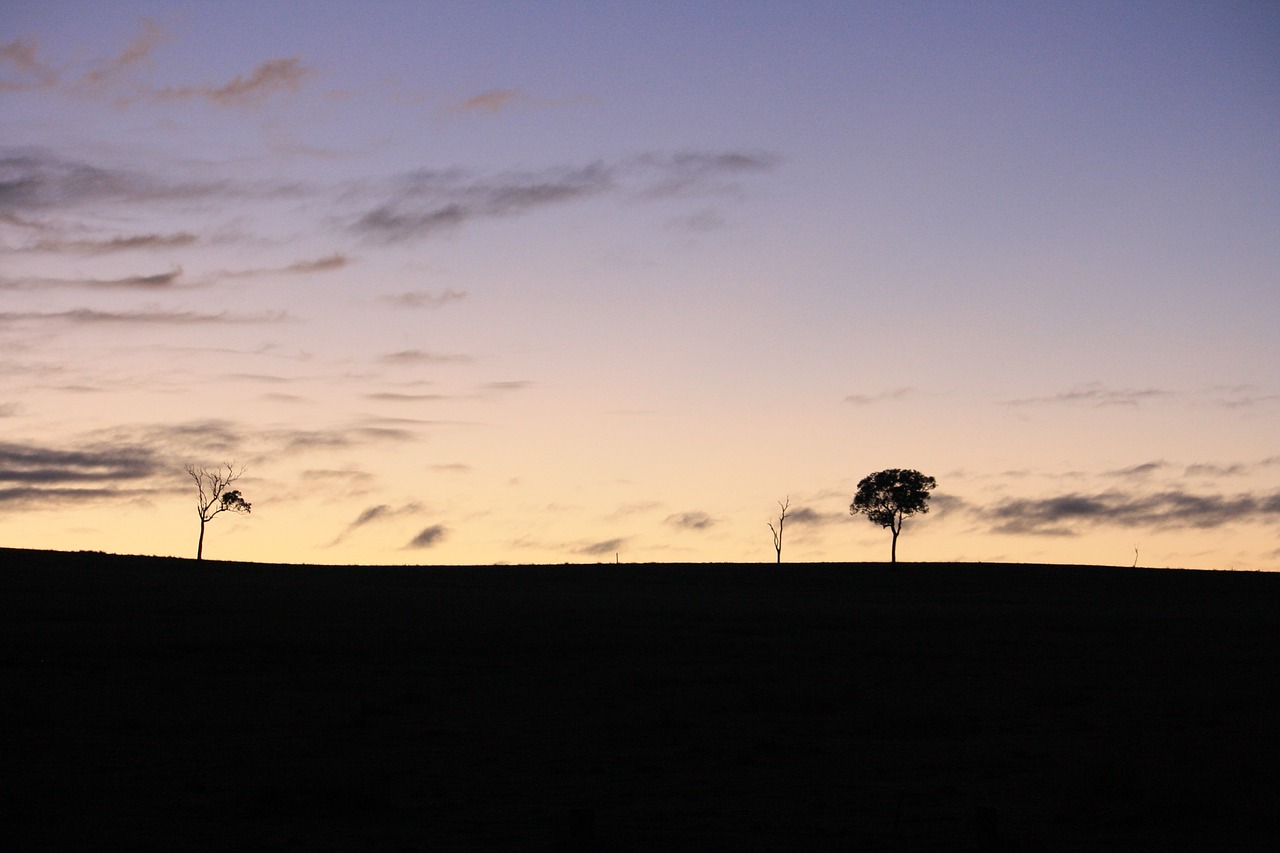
left=3, top=1, right=1278, bottom=568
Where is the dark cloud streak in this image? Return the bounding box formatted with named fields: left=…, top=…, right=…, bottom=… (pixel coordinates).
left=630, top=150, right=780, bottom=199
left=405, top=524, right=447, bottom=549
left=665, top=511, right=716, bottom=530
left=0, top=441, right=157, bottom=484
left=221, top=253, right=350, bottom=278
left=330, top=502, right=425, bottom=546
left=24, top=232, right=198, bottom=254
left=0, top=150, right=228, bottom=213
left=352, top=151, right=777, bottom=243
left=353, top=162, right=612, bottom=242
left=1005, top=382, right=1169, bottom=407
left=981, top=489, right=1280, bottom=536
left=786, top=506, right=843, bottom=526
left=0, top=485, right=159, bottom=506
left=577, top=537, right=626, bottom=556
left=0, top=440, right=162, bottom=508
left=1, top=267, right=185, bottom=290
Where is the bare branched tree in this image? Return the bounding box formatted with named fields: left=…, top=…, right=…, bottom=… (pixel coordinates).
left=767, top=496, right=790, bottom=564
left=187, top=463, right=252, bottom=560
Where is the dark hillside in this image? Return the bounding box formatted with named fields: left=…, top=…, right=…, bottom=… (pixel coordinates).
left=2, top=548, right=1277, bottom=850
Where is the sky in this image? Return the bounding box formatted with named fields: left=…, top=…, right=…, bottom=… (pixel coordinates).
left=2, top=1, right=1278, bottom=568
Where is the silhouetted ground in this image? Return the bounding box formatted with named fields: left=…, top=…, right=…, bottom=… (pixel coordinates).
left=2, top=548, right=1277, bottom=851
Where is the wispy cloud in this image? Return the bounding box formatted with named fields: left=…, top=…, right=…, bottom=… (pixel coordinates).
left=0, top=307, right=286, bottom=326
left=786, top=506, right=845, bottom=526
left=222, top=373, right=299, bottom=385
left=278, top=425, right=419, bottom=452
left=283, top=253, right=348, bottom=273
left=0, top=484, right=160, bottom=506
left=844, top=387, right=913, bottom=406
left=1105, top=461, right=1167, bottom=478
left=444, top=88, right=589, bottom=117
left=453, top=88, right=521, bottom=113
left=0, top=412, right=434, bottom=514
left=1184, top=462, right=1248, bottom=478
left=302, top=468, right=374, bottom=486
left=629, top=151, right=780, bottom=199
left=978, top=489, right=1280, bottom=536
left=1005, top=382, right=1170, bottom=407
left=363, top=392, right=454, bottom=403
left=480, top=380, right=532, bottom=393
left=0, top=211, right=45, bottom=230
left=1206, top=385, right=1280, bottom=409
left=1, top=267, right=185, bottom=290
left=22, top=232, right=198, bottom=254
left=2, top=21, right=165, bottom=97
left=0, top=440, right=161, bottom=506
left=4, top=147, right=774, bottom=259
left=106, top=419, right=242, bottom=457
left=353, top=162, right=613, bottom=242
left=381, top=289, right=468, bottom=309
left=221, top=253, right=350, bottom=278
left=157, top=57, right=311, bottom=107
left=0, top=440, right=157, bottom=484
left=0, top=39, right=59, bottom=92
left=576, top=537, right=626, bottom=557
left=0, top=150, right=228, bottom=213
left=350, top=505, right=397, bottom=528
left=603, top=501, right=663, bottom=520
left=405, top=524, right=447, bottom=549
left=4, top=23, right=309, bottom=111
left=379, top=349, right=474, bottom=366
left=351, top=150, right=777, bottom=243
left=80, top=19, right=166, bottom=88
left=666, top=511, right=717, bottom=530
left=331, top=501, right=423, bottom=545
left=88, top=419, right=421, bottom=467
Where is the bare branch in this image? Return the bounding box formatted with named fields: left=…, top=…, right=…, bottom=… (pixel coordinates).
left=187, top=462, right=251, bottom=559
left=767, top=496, right=790, bottom=564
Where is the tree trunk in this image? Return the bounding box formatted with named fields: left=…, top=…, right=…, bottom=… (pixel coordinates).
left=197, top=520, right=205, bottom=561
left=890, top=526, right=899, bottom=563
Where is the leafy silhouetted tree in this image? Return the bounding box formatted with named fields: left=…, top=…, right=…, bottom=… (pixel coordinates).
left=849, top=468, right=936, bottom=563
left=187, top=463, right=251, bottom=560
left=767, top=497, right=790, bottom=564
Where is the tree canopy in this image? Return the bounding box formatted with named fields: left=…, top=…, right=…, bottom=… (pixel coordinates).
left=849, top=468, right=936, bottom=562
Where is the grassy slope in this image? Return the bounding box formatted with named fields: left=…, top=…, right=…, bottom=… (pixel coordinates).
left=2, top=548, right=1278, bottom=851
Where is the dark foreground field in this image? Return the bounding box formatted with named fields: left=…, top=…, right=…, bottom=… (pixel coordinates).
left=2, top=549, right=1278, bottom=851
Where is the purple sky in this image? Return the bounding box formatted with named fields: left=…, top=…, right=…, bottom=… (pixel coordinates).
left=2, top=1, right=1278, bottom=567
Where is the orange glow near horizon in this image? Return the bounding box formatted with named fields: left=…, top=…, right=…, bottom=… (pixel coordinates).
left=1, top=3, right=1276, bottom=569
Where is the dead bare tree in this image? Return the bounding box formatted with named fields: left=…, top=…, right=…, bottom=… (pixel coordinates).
left=187, top=463, right=251, bottom=560
left=767, top=497, right=790, bottom=564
